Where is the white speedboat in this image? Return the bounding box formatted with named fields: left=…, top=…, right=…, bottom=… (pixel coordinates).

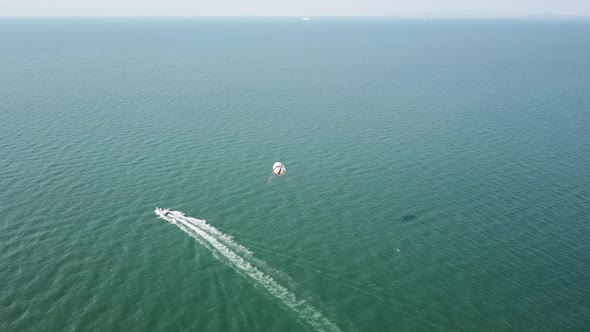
left=155, top=207, right=171, bottom=218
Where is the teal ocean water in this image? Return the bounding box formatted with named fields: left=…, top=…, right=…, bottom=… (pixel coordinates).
left=1, top=19, right=589, bottom=331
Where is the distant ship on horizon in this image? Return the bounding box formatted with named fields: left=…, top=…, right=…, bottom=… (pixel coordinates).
left=301, top=17, right=311, bottom=20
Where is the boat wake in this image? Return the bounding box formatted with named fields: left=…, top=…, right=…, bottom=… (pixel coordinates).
left=154, top=208, right=340, bottom=332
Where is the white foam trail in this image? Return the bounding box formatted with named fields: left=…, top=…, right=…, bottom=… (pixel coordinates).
left=155, top=209, right=340, bottom=332
left=183, top=214, right=254, bottom=256
left=179, top=213, right=293, bottom=283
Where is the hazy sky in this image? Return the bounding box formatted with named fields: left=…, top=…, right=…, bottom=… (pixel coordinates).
left=1, top=0, right=589, bottom=17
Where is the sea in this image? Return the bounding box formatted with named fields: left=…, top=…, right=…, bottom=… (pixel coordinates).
left=1, top=18, right=589, bottom=331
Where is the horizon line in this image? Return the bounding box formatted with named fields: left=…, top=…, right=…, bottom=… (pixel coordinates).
left=1, top=15, right=590, bottom=19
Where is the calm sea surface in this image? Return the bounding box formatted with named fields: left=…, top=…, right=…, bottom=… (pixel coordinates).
left=1, top=18, right=589, bottom=331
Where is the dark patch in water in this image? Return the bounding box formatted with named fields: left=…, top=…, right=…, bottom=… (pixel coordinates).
left=401, top=215, right=417, bottom=222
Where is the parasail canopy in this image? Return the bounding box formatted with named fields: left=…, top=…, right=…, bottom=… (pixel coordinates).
left=272, top=162, right=286, bottom=176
